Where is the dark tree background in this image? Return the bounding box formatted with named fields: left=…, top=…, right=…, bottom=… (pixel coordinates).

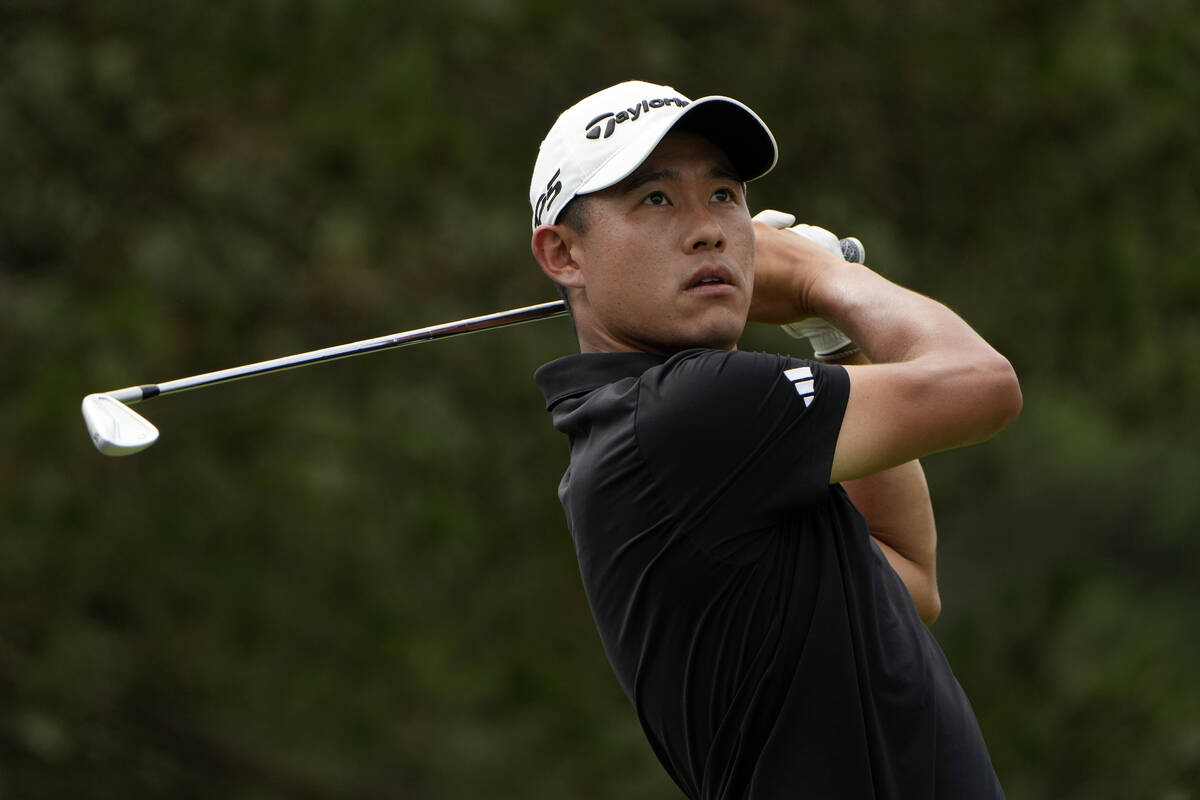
left=3, top=1, right=1198, bottom=797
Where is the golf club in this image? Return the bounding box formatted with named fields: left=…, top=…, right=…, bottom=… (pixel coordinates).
left=82, top=300, right=569, bottom=456
left=83, top=229, right=865, bottom=457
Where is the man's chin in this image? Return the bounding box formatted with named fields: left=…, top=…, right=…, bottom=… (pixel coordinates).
left=583, top=305, right=747, bottom=354
left=665, top=318, right=746, bottom=353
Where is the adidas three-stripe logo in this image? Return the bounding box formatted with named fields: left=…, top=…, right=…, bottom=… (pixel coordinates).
left=784, top=366, right=816, bottom=407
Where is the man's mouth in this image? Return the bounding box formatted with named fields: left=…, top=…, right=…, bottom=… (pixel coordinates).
left=685, top=266, right=737, bottom=292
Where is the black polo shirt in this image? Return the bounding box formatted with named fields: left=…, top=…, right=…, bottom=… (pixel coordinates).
left=535, top=348, right=1003, bottom=799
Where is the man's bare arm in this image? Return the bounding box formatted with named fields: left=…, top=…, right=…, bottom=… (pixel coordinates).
left=751, top=222, right=1023, bottom=483
left=751, top=223, right=1020, bottom=622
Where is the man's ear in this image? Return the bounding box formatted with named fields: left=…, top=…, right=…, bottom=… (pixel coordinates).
left=531, top=225, right=585, bottom=289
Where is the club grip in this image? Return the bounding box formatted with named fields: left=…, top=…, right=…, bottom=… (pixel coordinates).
left=839, top=237, right=865, bottom=264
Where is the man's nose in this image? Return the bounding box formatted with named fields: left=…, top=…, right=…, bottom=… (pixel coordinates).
left=684, top=205, right=725, bottom=252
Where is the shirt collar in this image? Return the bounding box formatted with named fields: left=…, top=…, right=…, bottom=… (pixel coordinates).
left=534, top=352, right=667, bottom=411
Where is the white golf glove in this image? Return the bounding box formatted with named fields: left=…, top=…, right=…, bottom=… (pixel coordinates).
left=751, top=209, right=862, bottom=358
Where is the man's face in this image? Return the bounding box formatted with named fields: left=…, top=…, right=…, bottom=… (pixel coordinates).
left=565, top=131, right=755, bottom=354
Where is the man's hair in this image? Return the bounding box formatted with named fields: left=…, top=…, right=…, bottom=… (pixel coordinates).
left=558, top=195, right=590, bottom=236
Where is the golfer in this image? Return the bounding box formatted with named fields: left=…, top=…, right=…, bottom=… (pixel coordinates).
left=529, top=80, right=1021, bottom=799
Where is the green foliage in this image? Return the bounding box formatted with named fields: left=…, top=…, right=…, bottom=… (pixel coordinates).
left=3, top=0, right=1198, bottom=796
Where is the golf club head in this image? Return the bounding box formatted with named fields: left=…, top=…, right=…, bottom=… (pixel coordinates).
left=82, top=393, right=159, bottom=456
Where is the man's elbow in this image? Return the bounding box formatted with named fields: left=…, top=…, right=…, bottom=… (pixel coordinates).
left=967, top=353, right=1022, bottom=443
left=990, top=353, right=1023, bottom=428
left=919, top=587, right=942, bottom=626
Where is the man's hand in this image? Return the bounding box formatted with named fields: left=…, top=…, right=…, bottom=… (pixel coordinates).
left=748, top=219, right=847, bottom=324
left=754, top=211, right=862, bottom=357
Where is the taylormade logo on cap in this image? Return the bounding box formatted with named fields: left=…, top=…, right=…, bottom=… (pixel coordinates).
left=583, top=95, right=690, bottom=140
left=529, top=80, right=779, bottom=228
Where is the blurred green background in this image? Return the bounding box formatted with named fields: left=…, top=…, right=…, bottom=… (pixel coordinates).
left=3, top=0, right=1198, bottom=797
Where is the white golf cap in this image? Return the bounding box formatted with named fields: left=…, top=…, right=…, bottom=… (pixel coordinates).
left=529, top=80, right=778, bottom=228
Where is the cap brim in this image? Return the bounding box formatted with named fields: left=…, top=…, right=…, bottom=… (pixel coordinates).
left=577, top=95, right=778, bottom=196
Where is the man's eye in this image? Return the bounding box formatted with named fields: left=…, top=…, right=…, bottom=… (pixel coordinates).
left=713, top=187, right=734, bottom=202
left=644, top=191, right=669, bottom=206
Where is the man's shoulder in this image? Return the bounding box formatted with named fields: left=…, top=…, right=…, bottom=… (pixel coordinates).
left=643, top=348, right=834, bottom=410
left=659, top=348, right=798, bottom=382
left=535, top=347, right=843, bottom=413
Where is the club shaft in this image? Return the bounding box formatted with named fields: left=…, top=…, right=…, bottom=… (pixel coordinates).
left=106, top=300, right=568, bottom=405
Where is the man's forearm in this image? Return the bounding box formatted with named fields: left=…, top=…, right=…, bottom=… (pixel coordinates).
left=805, top=261, right=998, bottom=369
left=752, top=225, right=1021, bottom=454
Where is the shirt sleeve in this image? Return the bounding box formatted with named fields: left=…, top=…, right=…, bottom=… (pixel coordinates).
left=634, top=348, right=850, bottom=533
